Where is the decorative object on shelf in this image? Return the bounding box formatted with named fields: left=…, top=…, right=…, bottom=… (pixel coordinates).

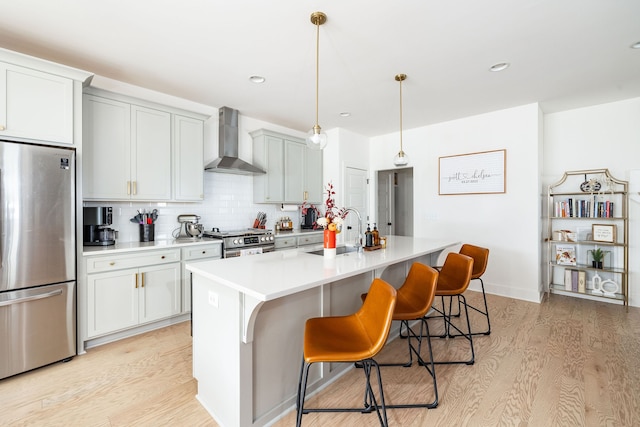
left=314, top=182, right=349, bottom=257
left=306, top=11, right=328, bottom=150
left=553, top=229, right=577, bottom=242
left=601, top=279, right=620, bottom=297
left=579, top=175, right=601, bottom=193
left=592, top=224, right=616, bottom=243
left=590, top=247, right=604, bottom=269
left=438, top=149, right=507, bottom=195
left=592, top=272, right=619, bottom=297
left=393, top=73, right=409, bottom=167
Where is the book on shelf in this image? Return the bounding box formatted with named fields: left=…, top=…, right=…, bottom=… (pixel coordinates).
left=571, top=270, right=578, bottom=292
left=578, top=271, right=586, bottom=293
left=564, top=269, right=572, bottom=291
left=553, top=197, right=614, bottom=218
left=556, top=245, right=577, bottom=265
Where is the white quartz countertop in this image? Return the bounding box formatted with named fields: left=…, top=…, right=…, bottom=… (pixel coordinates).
left=83, top=238, right=222, bottom=256
left=187, top=236, right=458, bottom=301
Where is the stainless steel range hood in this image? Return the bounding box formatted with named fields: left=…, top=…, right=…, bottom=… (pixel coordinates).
left=204, top=107, right=265, bottom=175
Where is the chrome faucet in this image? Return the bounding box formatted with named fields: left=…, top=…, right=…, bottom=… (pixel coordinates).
left=344, top=207, right=364, bottom=253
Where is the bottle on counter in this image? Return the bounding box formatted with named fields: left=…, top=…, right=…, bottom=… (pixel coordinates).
left=365, top=224, right=373, bottom=247
left=372, top=223, right=380, bottom=246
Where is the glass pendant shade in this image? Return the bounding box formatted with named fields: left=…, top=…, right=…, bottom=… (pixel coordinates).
left=394, top=150, right=409, bottom=166
left=306, top=125, right=328, bottom=150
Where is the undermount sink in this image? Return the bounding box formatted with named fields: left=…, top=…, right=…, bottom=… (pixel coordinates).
left=308, top=245, right=359, bottom=256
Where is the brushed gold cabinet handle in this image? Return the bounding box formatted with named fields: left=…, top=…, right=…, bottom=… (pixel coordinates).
left=0, top=125, right=5, bottom=131
left=127, top=181, right=131, bottom=195
left=141, top=272, right=145, bottom=288
left=133, top=181, right=137, bottom=195
left=135, top=273, right=138, bottom=288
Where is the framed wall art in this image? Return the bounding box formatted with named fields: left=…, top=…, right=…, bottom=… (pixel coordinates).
left=592, top=224, right=616, bottom=243
left=438, top=149, right=506, bottom=195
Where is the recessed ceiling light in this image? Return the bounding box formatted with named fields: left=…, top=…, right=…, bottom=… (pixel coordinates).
left=489, top=62, right=510, bottom=72
left=631, top=41, right=640, bottom=49
left=339, top=112, right=351, bottom=117
left=249, top=75, right=266, bottom=84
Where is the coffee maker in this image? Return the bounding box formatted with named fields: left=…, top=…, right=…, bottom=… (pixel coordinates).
left=301, top=208, right=317, bottom=229
left=83, top=206, right=118, bottom=246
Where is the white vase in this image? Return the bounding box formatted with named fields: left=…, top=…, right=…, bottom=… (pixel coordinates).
left=324, top=248, right=336, bottom=258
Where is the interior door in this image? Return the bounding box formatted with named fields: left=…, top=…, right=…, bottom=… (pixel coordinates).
left=377, top=171, right=394, bottom=236
left=377, top=167, right=414, bottom=237
left=343, top=167, right=368, bottom=246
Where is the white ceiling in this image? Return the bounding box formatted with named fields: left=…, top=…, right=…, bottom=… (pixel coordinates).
left=2, top=0, right=639, bottom=137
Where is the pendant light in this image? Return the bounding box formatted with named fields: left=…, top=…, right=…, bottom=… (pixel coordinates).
left=306, top=11, right=328, bottom=150
left=393, top=73, right=409, bottom=166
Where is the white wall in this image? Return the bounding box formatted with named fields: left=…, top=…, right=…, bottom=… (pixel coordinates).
left=370, top=103, right=544, bottom=303
left=324, top=128, right=370, bottom=244
left=543, top=97, right=640, bottom=306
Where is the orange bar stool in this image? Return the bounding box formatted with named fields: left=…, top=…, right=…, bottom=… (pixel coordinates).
left=361, top=262, right=440, bottom=409
left=296, top=278, right=397, bottom=427
left=456, top=244, right=491, bottom=336
left=429, top=252, right=475, bottom=365
left=437, top=244, right=490, bottom=336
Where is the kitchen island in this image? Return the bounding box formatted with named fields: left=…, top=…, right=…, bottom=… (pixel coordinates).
left=187, top=236, right=458, bottom=427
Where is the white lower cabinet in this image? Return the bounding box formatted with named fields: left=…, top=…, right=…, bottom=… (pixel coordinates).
left=86, top=249, right=181, bottom=338
left=181, top=243, right=222, bottom=313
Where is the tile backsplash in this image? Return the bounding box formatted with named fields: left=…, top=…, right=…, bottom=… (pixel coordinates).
left=84, top=173, right=302, bottom=243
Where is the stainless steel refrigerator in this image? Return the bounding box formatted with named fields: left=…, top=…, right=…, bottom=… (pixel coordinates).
left=0, top=140, right=76, bottom=380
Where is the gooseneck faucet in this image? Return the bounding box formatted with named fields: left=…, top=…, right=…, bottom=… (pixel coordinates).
left=343, top=207, right=364, bottom=253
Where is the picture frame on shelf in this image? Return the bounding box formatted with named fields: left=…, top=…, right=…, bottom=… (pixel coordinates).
left=592, top=224, right=616, bottom=243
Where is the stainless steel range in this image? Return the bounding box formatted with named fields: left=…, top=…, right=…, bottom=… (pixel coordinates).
left=203, top=228, right=275, bottom=258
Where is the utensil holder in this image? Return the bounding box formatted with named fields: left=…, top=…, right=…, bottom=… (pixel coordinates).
left=139, top=224, right=155, bottom=242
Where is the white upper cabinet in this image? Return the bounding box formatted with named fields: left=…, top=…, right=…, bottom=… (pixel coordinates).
left=83, top=89, right=206, bottom=201
left=131, top=105, right=172, bottom=200
left=0, top=48, right=91, bottom=146
left=173, top=114, right=204, bottom=201
left=252, top=129, right=323, bottom=204
left=304, top=147, right=323, bottom=203
left=83, top=95, right=131, bottom=199
left=0, top=62, right=74, bottom=144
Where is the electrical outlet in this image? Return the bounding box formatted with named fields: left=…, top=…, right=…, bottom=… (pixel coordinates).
left=208, top=291, right=219, bottom=308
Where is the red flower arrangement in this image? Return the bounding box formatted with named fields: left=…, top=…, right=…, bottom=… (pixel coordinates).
left=301, top=182, right=348, bottom=231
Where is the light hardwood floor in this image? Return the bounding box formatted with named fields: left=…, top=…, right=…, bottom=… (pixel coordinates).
left=2, top=292, right=639, bottom=426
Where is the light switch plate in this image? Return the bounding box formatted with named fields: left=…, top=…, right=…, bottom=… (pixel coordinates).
left=208, top=291, right=219, bottom=308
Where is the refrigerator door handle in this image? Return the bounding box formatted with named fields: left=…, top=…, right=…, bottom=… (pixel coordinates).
left=0, top=289, right=63, bottom=307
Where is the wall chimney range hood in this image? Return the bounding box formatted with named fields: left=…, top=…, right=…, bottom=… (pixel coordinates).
left=204, top=107, right=266, bottom=175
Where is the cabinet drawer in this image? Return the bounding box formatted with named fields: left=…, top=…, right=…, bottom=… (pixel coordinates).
left=86, top=249, right=181, bottom=273
left=274, top=237, right=296, bottom=249
left=181, top=244, right=222, bottom=260
left=297, top=233, right=323, bottom=246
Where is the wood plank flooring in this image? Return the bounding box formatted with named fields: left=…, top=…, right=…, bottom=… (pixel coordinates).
left=1, top=292, right=639, bottom=426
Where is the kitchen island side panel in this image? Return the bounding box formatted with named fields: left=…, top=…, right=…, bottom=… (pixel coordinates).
left=192, top=273, right=247, bottom=427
